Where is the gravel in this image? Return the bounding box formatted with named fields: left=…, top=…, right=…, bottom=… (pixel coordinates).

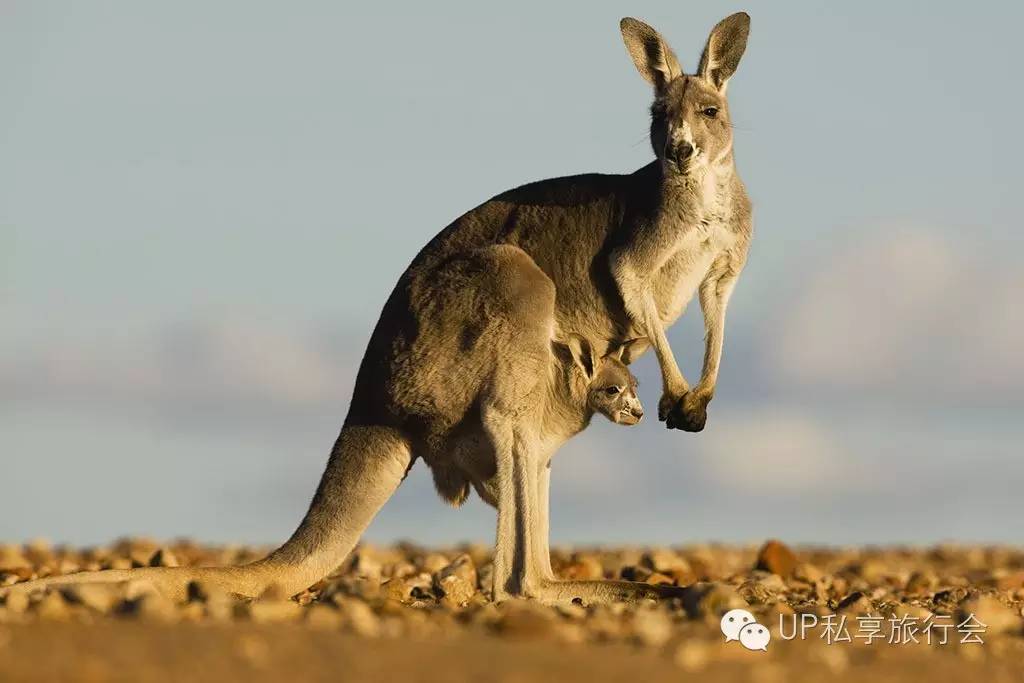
left=1, top=538, right=1022, bottom=666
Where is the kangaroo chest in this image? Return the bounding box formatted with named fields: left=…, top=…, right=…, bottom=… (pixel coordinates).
left=653, top=218, right=733, bottom=326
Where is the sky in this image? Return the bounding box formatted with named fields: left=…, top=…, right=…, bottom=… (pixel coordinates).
left=1, top=1, right=1021, bottom=548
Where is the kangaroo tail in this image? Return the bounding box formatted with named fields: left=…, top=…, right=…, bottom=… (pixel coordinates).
left=1, top=424, right=413, bottom=602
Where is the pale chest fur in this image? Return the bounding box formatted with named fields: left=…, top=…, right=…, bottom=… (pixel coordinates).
left=651, top=172, right=738, bottom=325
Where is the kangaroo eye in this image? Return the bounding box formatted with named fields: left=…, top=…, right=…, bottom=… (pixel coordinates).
left=604, top=386, right=621, bottom=396
left=701, top=106, right=719, bottom=118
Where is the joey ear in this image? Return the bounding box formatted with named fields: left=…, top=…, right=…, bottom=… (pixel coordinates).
left=608, top=338, right=648, bottom=365
left=698, top=12, right=750, bottom=92
left=565, top=334, right=597, bottom=380
left=620, top=17, right=683, bottom=92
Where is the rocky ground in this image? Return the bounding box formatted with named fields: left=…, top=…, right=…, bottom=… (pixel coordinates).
left=1, top=538, right=1023, bottom=682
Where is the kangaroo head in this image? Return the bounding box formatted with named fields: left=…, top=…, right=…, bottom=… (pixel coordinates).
left=588, top=354, right=643, bottom=426
left=559, top=335, right=644, bottom=426
left=620, top=13, right=750, bottom=177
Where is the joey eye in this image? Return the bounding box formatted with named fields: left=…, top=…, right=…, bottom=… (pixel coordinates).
left=604, top=386, right=622, bottom=396
left=701, top=106, right=719, bottom=119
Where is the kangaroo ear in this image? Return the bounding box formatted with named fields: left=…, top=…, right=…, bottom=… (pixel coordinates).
left=564, top=334, right=597, bottom=381
left=620, top=18, right=682, bottom=92
left=698, top=12, right=750, bottom=92
left=608, top=338, right=648, bottom=365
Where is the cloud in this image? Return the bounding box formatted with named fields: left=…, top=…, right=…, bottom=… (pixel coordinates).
left=693, top=409, right=852, bottom=494
left=766, top=226, right=1024, bottom=402
left=0, top=318, right=363, bottom=433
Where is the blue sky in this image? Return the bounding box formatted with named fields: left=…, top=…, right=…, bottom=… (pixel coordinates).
left=2, top=1, right=1021, bottom=547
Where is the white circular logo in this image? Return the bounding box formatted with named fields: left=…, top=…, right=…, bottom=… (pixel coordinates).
left=738, top=622, right=771, bottom=651
left=720, top=608, right=756, bottom=642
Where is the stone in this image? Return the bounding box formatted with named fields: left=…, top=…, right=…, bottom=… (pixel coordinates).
left=641, top=549, right=689, bottom=574
left=836, top=591, right=874, bottom=615
left=305, top=604, right=343, bottom=629
left=24, top=539, right=54, bottom=567
left=645, top=572, right=676, bottom=586
left=792, top=563, right=823, bottom=584
left=561, top=555, right=604, bottom=580
left=436, top=574, right=475, bottom=608
left=496, top=600, right=560, bottom=639
left=476, top=563, right=494, bottom=594
left=34, top=592, right=71, bottom=621
left=61, top=584, right=120, bottom=613
left=337, top=598, right=381, bottom=637
left=148, top=548, right=180, bottom=568
left=348, top=548, right=384, bottom=581
left=993, top=571, right=1024, bottom=591
left=738, top=574, right=785, bottom=605
left=674, top=641, right=711, bottom=672
left=246, top=588, right=301, bottom=624
left=680, top=582, right=747, bottom=620
left=434, top=554, right=477, bottom=591
left=418, top=553, right=450, bottom=574
left=3, top=591, right=29, bottom=615
left=0, top=546, right=31, bottom=571
left=131, top=593, right=179, bottom=623
left=905, top=570, right=939, bottom=594
left=958, top=594, right=1021, bottom=636
left=755, top=540, right=797, bottom=576
left=630, top=608, right=673, bottom=647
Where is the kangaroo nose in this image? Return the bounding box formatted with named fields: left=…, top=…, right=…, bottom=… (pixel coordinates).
left=632, top=406, right=644, bottom=421
left=665, top=141, right=694, bottom=165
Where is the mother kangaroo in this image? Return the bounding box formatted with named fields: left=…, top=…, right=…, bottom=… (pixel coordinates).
left=6, top=14, right=752, bottom=605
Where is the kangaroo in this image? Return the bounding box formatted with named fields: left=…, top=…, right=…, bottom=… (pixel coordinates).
left=3, top=13, right=752, bottom=605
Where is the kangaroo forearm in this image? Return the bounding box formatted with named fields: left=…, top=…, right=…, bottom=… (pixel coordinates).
left=696, top=326, right=724, bottom=398
left=695, top=269, right=739, bottom=399
left=641, top=293, right=689, bottom=394
left=612, top=253, right=689, bottom=394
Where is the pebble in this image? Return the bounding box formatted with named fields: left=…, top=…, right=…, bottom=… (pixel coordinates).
left=304, top=604, right=343, bottom=629
left=131, top=593, right=179, bottom=623
left=645, top=572, right=675, bottom=586
left=994, top=570, right=1024, bottom=591
left=148, top=548, right=180, bottom=568
left=905, top=570, right=939, bottom=594
left=1, top=536, right=1023, bottom=654
left=630, top=608, right=673, bottom=647
left=418, top=553, right=450, bottom=574
left=496, top=600, right=560, bottom=639
left=436, top=574, right=475, bottom=608
left=680, top=582, right=746, bottom=620
left=674, top=641, right=711, bottom=672
left=34, top=592, right=71, bottom=621
left=561, top=555, right=604, bottom=580
left=0, top=546, right=31, bottom=570
left=3, top=590, right=29, bottom=615
left=792, top=563, right=823, bottom=584
left=337, top=598, right=381, bottom=637
left=382, top=577, right=414, bottom=602
left=61, top=584, right=121, bottom=613
left=247, top=600, right=302, bottom=623
left=755, top=540, right=797, bottom=576
left=958, top=594, right=1021, bottom=636
left=349, top=551, right=383, bottom=582
left=641, top=549, right=689, bottom=574
left=434, top=554, right=477, bottom=591
left=836, top=591, right=874, bottom=615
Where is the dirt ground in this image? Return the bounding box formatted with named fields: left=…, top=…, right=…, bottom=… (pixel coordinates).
left=2, top=539, right=1023, bottom=682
